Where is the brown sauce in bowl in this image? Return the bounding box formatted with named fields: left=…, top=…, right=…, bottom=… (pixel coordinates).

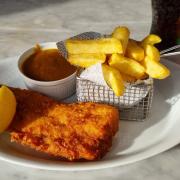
left=22, top=46, right=76, bottom=81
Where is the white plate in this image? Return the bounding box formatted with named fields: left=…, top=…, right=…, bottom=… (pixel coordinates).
left=0, top=56, right=180, bottom=171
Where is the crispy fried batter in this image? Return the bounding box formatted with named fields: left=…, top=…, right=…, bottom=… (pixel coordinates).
left=10, top=88, right=119, bottom=161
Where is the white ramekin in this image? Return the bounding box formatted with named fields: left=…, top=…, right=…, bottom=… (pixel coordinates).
left=18, top=42, right=77, bottom=100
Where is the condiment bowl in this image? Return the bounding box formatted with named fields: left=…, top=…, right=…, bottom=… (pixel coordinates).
left=18, top=42, right=77, bottom=100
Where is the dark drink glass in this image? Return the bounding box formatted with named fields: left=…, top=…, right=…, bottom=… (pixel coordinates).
left=150, top=0, right=180, bottom=50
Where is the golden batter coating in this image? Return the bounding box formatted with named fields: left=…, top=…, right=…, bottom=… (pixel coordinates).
left=10, top=88, right=119, bottom=161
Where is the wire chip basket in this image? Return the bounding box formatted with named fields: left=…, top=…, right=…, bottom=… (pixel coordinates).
left=76, top=75, right=154, bottom=121
left=57, top=31, right=154, bottom=121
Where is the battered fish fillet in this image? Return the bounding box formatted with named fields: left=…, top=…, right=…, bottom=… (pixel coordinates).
left=10, top=88, right=119, bottom=161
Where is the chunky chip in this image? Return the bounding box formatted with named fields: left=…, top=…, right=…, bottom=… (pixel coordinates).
left=112, top=26, right=130, bottom=54
left=143, top=44, right=160, bottom=61
left=141, top=34, right=161, bottom=47
left=109, top=54, right=146, bottom=79
left=68, top=53, right=106, bottom=68
left=126, top=39, right=144, bottom=62
left=65, top=38, right=123, bottom=54
left=142, top=56, right=170, bottom=79
left=102, top=64, right=125, bottom=96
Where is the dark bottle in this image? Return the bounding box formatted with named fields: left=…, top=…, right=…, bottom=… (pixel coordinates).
left=150, top=0, right=180, bottom=50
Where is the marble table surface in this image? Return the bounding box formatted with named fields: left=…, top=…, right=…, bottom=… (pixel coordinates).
left=0, top=0, right=180, bottom=179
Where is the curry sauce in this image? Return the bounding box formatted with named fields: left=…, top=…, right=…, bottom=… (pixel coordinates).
left=22, top=46, right=76, bottom=81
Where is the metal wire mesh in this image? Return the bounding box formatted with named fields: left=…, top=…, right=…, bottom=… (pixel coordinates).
left=76, top=76, right=154, bottom=121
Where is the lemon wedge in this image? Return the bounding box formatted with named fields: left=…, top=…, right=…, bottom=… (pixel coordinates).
left=0, top=86, right=16, bottom=133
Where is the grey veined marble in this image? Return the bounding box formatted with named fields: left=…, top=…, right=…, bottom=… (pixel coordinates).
left=0, top=0, right=180, bottom=179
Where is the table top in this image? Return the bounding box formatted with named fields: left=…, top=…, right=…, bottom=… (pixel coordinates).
left=0, top=0, right=180, bottom=179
